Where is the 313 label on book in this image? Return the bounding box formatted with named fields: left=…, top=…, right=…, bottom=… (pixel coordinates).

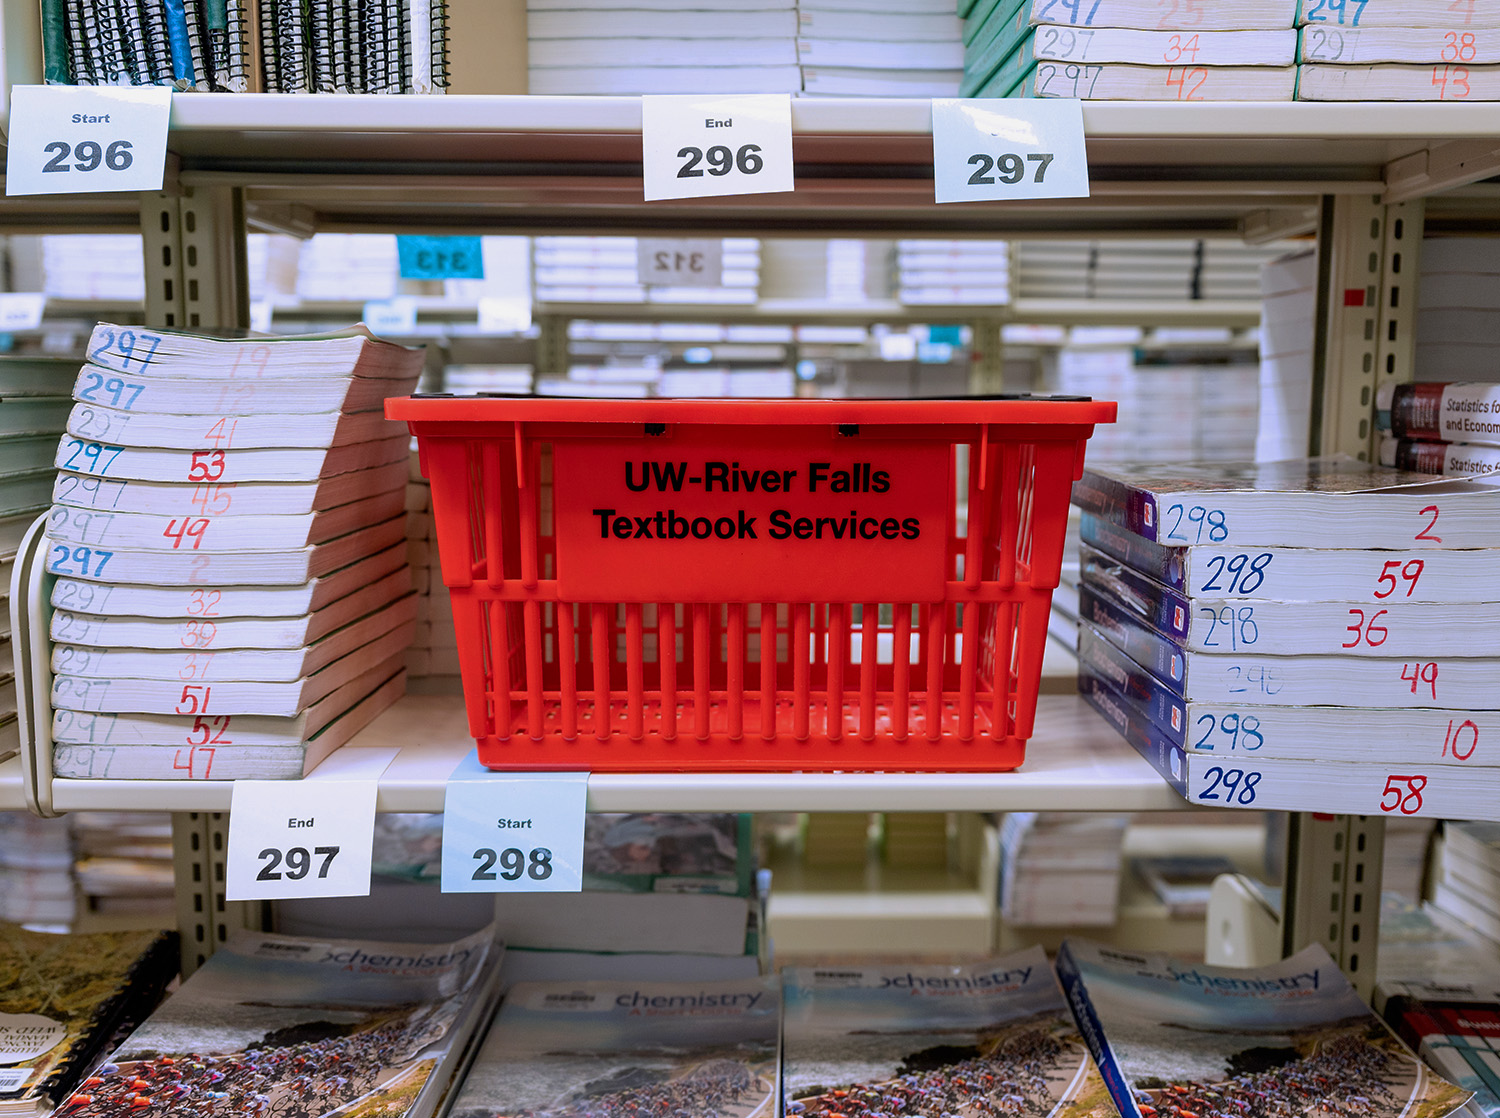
left=225, top=748, right=398, bottom=900
left=642, top=94, right=794, bottom=202
left=930, top=98, right=1090, bottom=204
left=637, top=238, right=724, bottom=287
left=6, top=85, right=172, bottom=197
left=440, top=752, right=586, bottom=893
left=397, top=235, right=484, bottom=280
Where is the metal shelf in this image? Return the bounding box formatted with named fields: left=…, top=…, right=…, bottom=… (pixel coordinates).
left=0, top=755, right=24, bottom=810
left=43, top=693, right=1193, bottom=815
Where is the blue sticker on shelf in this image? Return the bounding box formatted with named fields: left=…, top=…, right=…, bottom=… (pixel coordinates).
left=397, top=235, right=484, bottom=280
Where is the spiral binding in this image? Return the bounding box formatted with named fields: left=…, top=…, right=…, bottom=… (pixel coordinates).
left=345, top=0, right=363, bottom=94
left=430, top=0, right=450, bottom=91
left=395, top=0, right=410, bottom=93
left=358, top=0, right=383, bottom=93
left=181, top=0, right=209, bottom=89
left=259, top=0, right=279, bottom=92
left=223, top=0, right=247, bottom=91
left=92, top=0, right=126, bottom=83
left=282, top=0, right=308, bottom=93
left=63, top=0, right=93, bottom=84
left=114, top=0, right=149, bottom=84
left=308, top=0, right=333, bottom=93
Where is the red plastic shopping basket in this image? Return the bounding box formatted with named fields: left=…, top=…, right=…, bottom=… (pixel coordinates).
left=387, top=396, right=1115, bottom=772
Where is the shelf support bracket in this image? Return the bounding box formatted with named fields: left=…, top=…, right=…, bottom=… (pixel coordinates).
left=1280, top=814, right=1384, bottom=1001
left=1308, top=193, right=1421, bottom=461
left=141, top=185, right=250, bottom=331
left=171, top=812, right=267, bottom=978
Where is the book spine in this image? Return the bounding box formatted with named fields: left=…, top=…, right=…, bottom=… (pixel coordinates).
left=1078, top=624, right=1185, bottom=745
left=204, top=0, right=229, bottom=87
left=53, top=742, right=307, bottom=778
left=1053, top=942, right=1147, bottom=1118
left=1390, top=383, right=1447, bottom=442
left=1080, top=672, right=1189, bottom=797
left=1079, top=512, right=1187, bottom=592
left=1072, top=472, right=1157, bottom=541
left=1081, top=549, right=1191, bottom=641
left=1079, top=583, right=1186, bottom=690
left=41, top=0, right=72, bottom=81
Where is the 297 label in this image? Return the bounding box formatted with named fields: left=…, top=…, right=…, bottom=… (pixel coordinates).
left=932, top=98, right=1089, bottom=204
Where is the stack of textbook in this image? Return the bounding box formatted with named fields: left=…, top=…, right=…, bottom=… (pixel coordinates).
left=1431, top=821, right=1500, bottom=942
left=46, top=323, right=422, bottom=781
left=798, top=0, right=964, bottom=97
left=961, top=0, right=1298, bottom=101
left=1379, top=381, right=1500, bottom=477
left=998, top=811, right=1128, bottom=927
left=895, top=239, right=1010, bottom=305
left=1297, top=0, right=1500, bottom=100
left=527, top=0, right=799, bottom=94
left=1072, top=455, right=1500, bottom=819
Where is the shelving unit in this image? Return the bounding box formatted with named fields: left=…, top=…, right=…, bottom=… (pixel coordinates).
left=4, top=11, right=1493, bottom=988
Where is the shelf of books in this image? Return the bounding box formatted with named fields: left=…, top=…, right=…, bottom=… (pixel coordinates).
left=35, top=693, right=1193, bottom=815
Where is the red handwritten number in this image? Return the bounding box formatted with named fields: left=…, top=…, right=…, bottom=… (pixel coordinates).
left=1163, top=33, right=1200, bottom=62
left=1165, top=67, right=1208, bottom=99
left=1400, top=662, right=1439, bottom=700
left=188, top=450, right=225, bottom=482
left=171, top=747, right=216, bottom=778
left=1432, top=65, right=1472, bottom=98
left=1442, top=31, right=1478, bottom=61
left=1415, top=505, right=1442, bottom=542
left=188, top=715, right=232, bottom=746
left=1374, top=558, right=1425, bottom=598
left=1380, top=775, right=1427, bottom=815
left=1451, top=0, right=1477, bottom=25
left=176, top=684, right=211, bottom=715
left=1443, top=718, right=1479, bottom=761
left=1343, top=608, right=1389, bottom=648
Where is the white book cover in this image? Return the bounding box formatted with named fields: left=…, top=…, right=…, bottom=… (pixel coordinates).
left=1297, top=0, right=1500, bottom=27
left=1028, top=26, right=1296, bottom=65
left=53, top=927, right=499, bottom=1118
left=50, top=542, right=409, bottom=619
left=1169, top=702, right=1500, bottom=763
left=530, top=38, right=797, bottom=67
left=52, top=600, right=418, bottom=684
left=66, top=402, right=407, bottom=451
left=1074, top=455, right=1500, bottom=548
left=782, top=950, right=1108, bottom=1118
left=50, top=577, right=412, bottom=650
left=1297, top=62, right=1500, bottom=99
left=52, top=663, right=406, bottom=772
left=1022, top=61, right=1297, bottom=98
left=447, top=977, right=778, bottom=1118
left=528, top=9, right=796, bottom=37
left=53, top=459, right=410, bottom=518
left=527, top=0, right=794, bottom=7
left=83, top=322, right=425, bottom=379
left=1025, top=0, right=1298, bottom=30
left=529, top=66, right=802, bottom=95
left=795, top=38, right=964, bottom=68
left=1301, top=25, right=1500, bottom=63
left=797, top=8, right=963, bottom=40
left=71, top=364, right=420, bottom=415
left=44, top=514, right=407, bottom=585
left=1056, top=939, right=1472, bottom=1118
left=801, top=68, right=962, bottom=95
left=54, top=433, right=411, bottom=485
left=53, top=627, right=413, bottom=717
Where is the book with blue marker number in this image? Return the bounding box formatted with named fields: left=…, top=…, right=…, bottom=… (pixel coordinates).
left=1057, top=939, right=1473, bottom=1118
left=1072, top=456, right=1500, bottom=548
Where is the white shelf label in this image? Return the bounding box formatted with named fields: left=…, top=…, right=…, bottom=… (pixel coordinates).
left=931, top=98, right=1090, bottom=204
left=363, top=296, right=419, bottom=336
left=225, top=748, right=397, bottom=901
left=6, top=85, right=171, bottom=197
left=0, top=294, right=46, bottom=332
left=637, top=239, right=724, bottom=287
left=642, top=94, right=794, bottom=202
left=440, top=752, right=586, bottom=893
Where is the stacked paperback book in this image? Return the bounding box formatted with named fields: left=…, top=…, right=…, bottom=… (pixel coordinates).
left=1296, top=0, right=1500, bottom=100
left=40, top=0, right=449, bottom=93
left=0, top=814, right=76, bottom=927
left=1414, top=240, right=1500, bottom=382
left=998, top=811, right=1128, bottom=927
left=46, top=323, right=421, bottom=781
left=961, top=0, right=1298, bottom=100
left=1072, top=455, right=1500, bottom=818
left=1431, top=821, right=1500, bottom=943
left=798, top=0, right=964, bottom=97
left=894, top=239, right=1010, bottom=305
left=527, top=0, right=799, bottom=94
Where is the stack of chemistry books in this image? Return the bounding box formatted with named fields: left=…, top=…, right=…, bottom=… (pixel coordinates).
left=446, top=977, right=779, bottom=1118
left=1379, top=382, right=1500, bottom=477
left=45, top=323, right=422, bottom=781
left=781, top=950, right=1106, bottom=1118
left=54, top=928, right=502, bottom=1118
left=1071, top=455, right=1500, bottom=819
left=798, top=0, right=964, bottom=97
left=1296, top=0, right=1500, bottom=100
left=527, top=0, right=799, bottom=94
left=1057, top=938, right=1473, bottom=1118
left=960, top=0, right=1298, bottom=101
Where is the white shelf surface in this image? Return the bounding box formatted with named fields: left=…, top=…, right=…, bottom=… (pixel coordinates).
left=0, top=755, right=24, bottom=811
left=45, top=693, right=1192, bottom=814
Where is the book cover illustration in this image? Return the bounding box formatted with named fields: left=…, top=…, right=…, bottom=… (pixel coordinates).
left=447, top=977, right=779, bottom=1118
left=0, top=926, right=176, bottom=1107
left=782, top=949, right=1108, bottom=1118
left=57, top=928, right=495, bottom=1118
left=1057, top=940, right=1473, bottom=1118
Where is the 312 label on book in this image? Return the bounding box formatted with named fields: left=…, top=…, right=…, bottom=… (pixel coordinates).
left=642, top=94, right=794, bottom=202
left=930, top=98, right=1090, bottom=204
left=6, top=85, right=172, bottom=197
left=637, top=239, right=724, bottom=287
left=225, top=748, right=397, bottom=901
left=440, top=753, right=586, bottom=893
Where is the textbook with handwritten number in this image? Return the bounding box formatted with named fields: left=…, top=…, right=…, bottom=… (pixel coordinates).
left=1072, top=455, right=1500, bottom=548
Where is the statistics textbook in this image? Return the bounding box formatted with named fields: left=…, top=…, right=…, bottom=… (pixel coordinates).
left=1057, top=939, right=1473, bottom=1118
